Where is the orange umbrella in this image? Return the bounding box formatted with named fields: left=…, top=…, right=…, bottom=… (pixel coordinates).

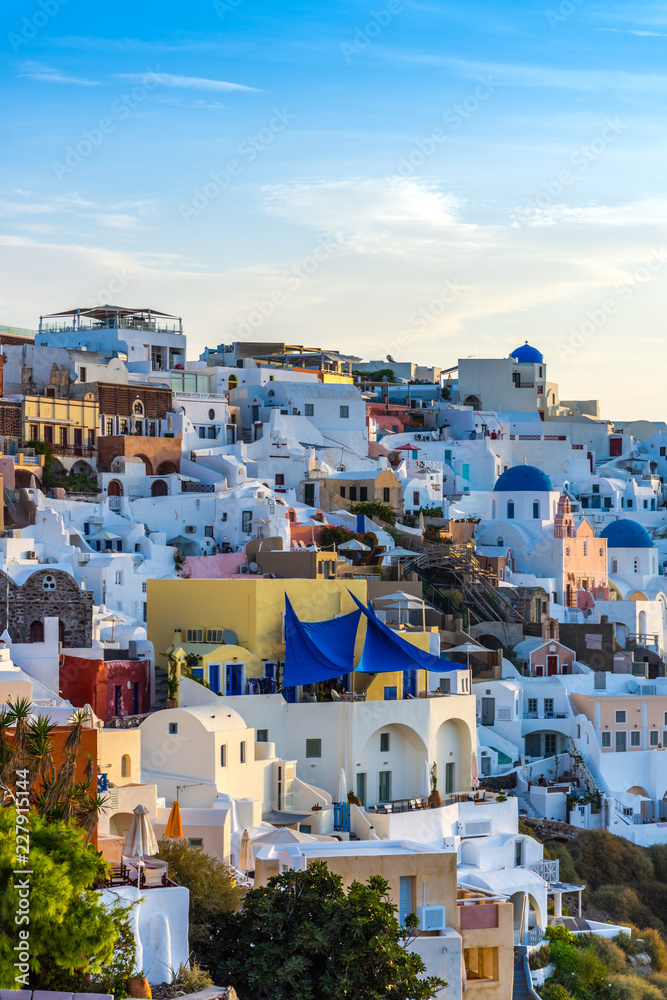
left=164, top=800, right=183, bottom=839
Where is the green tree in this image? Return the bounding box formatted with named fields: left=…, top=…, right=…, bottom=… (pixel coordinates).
left=0, top=808, right=118, bottom=988
left=156, top=838, right=243, bottom=966
left=350, top=500, right=396, bottom=525
left=207, top=860, right=445, bottom=999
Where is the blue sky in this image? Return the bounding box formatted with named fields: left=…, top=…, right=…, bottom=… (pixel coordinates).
left=2, top=0, right=667, bottom=416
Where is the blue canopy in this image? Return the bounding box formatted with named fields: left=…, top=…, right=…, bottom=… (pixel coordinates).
left=283, top=595, right=362, bottom=687
left=347, top=590, right=457, bottom=674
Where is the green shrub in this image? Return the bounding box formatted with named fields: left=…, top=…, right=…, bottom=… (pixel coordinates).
left=587, top=934, right=627, bottom=973
left=641, top=928, right=667, bottom=973
left=569, top=830, right=654, bottom=890
left=617, top=932, right=639, bottom=955
left=529, top=944, right=551, bottom=970
left=170, top=961, right=213, bottom=992
left=609, top=974, right=664, bottom=1000
left=590, top=887, right=661, bottom=932
left=538, top=984, right=572, bottom=1000
left=648, top=973, right=667, bottom=998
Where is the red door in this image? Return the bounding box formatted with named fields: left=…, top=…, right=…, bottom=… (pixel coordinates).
left=547, top=655, right=558, bottom=676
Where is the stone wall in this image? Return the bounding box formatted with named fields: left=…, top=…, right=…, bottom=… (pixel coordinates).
left=0, top=568, right=93, bottom=646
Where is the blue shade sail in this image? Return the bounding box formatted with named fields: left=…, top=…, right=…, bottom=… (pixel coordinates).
left=282, top=594, right=362, bottom=686
left=347, top=590, right=457, bottom=674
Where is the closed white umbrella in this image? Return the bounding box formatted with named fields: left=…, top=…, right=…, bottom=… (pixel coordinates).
left=337, top=767, right=348, bottom=804
left=471, top=753, right=479, bottom=790
left=122, top=804, right=158, bottom=859
left=420, top=759, right=430, bottom=799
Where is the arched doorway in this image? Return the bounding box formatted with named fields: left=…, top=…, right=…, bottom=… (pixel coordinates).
left=156, top=461, right=177, bottom=476
left=108, top=480, right=123, bottom=497
left=436, top=718, right=473, bottom=793
left=358, top=723, right=428, bottom=806
left=121, top=754, right=132, bottom=778
left=136, top=454, right=154, bottom=475
left=464, top=395, right=481, bottom=410
left=151, top=479, right=169, bottom=497
left=228, top=374, right=238, bottom=389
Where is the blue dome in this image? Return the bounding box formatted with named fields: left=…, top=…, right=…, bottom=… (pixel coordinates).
left=493, top=465, right=553, bottom=493
left=600, top=519, right=654, bottom=549
left=511, top=342, right=543, bottom=364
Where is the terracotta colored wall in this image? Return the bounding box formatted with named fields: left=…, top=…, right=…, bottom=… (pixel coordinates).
left=60, top=654, right=150, bottom=722
left=96, top=434, right=182, bottom=474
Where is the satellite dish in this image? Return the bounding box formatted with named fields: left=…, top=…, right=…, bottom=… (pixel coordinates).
left=386, top=354, right=394, bottom=363
left=70, top=371, right=78, bottom=381
left=249, top=561, right=259, bottom=574
left=628, top=679, right=639, bottom=694
left=222, top=629, right=238, bottom=646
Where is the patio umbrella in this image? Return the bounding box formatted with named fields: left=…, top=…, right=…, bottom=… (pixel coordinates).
left=376, top=591, right=426, bottom=628
left=420, top=759, right=430, bottom=799
left=164, top=800, right=183, bottom=839
left=239, top=828, right=255, bottom=872
left=337, top=767, right=348, bottom=804
left=471, top=753, right=479, bottom=790
left=338, top=538, right=371, bottom=552
left=123, top=804, right=158, bottom=859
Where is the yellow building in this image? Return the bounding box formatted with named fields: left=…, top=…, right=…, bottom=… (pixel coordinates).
left=23, top=392, right=99, bottom=474
left=254, top=840, right=514, bottom=997
left=147, top=578, right=450, bottom=702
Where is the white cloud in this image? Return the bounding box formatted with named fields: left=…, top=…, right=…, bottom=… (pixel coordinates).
left=19, top=62, right=99, bottom=85
left=116, top=72, right=259, bottom=92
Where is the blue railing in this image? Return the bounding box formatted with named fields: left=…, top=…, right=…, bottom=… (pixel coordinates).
left=333, top=802, right=350, bottom=832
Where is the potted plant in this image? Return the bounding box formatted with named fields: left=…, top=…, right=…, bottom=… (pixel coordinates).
left=347, top=789, right=362, bottom=807
left=496, top=791, right=508, bottom=802
left=311, top=803, right=322, bottom=812
left=128, top=972, right=151, bottom=999
left=428, top=761, right=441, bottom=809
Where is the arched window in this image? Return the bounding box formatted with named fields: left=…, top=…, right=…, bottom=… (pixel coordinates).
left=497, top=537, right=504, bottom=547
left=121, top=754, right=131, bottom=778
left=29, top=620, right=44, bottom=642
left=228, top=374, right=238, bottom=389
left=532, top=500, right=540, bottom=519
left=634, top=557, right=640, bottom=573
left=507, top=500, right=515, bottom=520
left=133, top=400, right=144, bottom=416
left=599, top=547, right=604, bottom=557
left=491, top=500, right=496, bottom=519
left=583, top=541, right=588, bottom=556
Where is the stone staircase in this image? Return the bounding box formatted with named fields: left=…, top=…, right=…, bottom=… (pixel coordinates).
left=4, top=488, right=37, bottom=528
left=518, top=791, right=541, bottom=819
left=152, top=665, right=168, bottom=711
left=513, top=955, right=530, bottom=1000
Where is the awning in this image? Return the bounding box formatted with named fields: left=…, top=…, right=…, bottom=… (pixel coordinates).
left=348, top=590, right=456, bottom=674
left=282, top=595, right=361, bottom=686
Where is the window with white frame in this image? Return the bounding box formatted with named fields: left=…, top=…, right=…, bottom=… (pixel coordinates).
left=601, top=732, right=611, bottom=748
left=615, top=710, right=627, bottom=724
left=630, top=731, right=641, bottom=747
left=650, top=730, right=659, bottom=747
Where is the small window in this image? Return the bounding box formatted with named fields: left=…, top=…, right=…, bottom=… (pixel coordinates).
left=611, top=558, right=618, bottom=573
left=634, top=557, right=640, bottom=573
left=380, top=732, right=390, bottom=752
left=650, top=730, right=659, bottom=747
left=306, top=738, right=322, bottom=758
left=601, top=731, right=611, bottom=748
left=507, top=500, right=514, bottom=519
left=544, top=698, right=554, bottom=714
left=79, top=366, right=87, bottom=382
left=583, top=541, right=588, bottom=556
left=359, top=486, right=368, bottom=501
left=42, top=574, right=56, bottom=592
left=121, top=754, right=131, bottom=777
left=115, top=571, right=123, bottom=585
left=383, top=487, right=391, bottom=503
left=592, top=483, right=600, bottom=493
left=142, top=581, right=147, bottom=593
left=527, top=698, right=537, bottom=714
left=169, top=723, right=178, bottom=734
left=220, top=745, right=226, bottom=767
left=240, top=741, right=246, bottom=763
left=340, top=486, right=346, bottom=498
left=349, top=487, right=357, bottom=501
left=305, top=404, right=314, bottom=417
left=198, top=427, right=206, bottom=438
left=205, top=525, right=214, bottom=538
left=208, top=408, right=215, bottom=420
left=133, top=400, right=144, bottom=415
left=340, top=405, right=349, bottom=419
left=615, top=710, right=627, bottom=724
left=532, top=500, right=540, bottom=519
left=599, top=547, right=604, bottom=557
left=257, top=729, right=268, bottom=743
left=566, top=546, right=571, bottom=557
left=275, top=474, right=285, bottom=486
left=630, top=731, right=641, bottom=748
left=188, top=838, right=203, bottom=848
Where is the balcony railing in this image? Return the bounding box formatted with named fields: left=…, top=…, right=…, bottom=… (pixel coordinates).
left=52, top=445, right=96, bottom=458
left=526, top=859, right=559, bottom=884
